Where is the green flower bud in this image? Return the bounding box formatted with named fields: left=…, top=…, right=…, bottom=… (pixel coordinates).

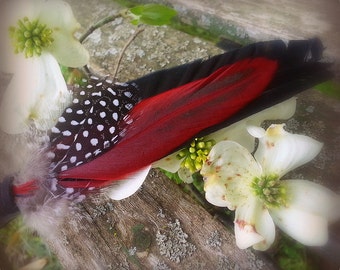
left=10, top=17, right=54, bottom=58
left=177, top=137, right=216, bottom=173
left=251, top=174, right=287, bottom=208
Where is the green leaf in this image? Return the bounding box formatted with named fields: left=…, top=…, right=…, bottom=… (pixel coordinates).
left=274, top=234, right=317, bottom=270
left=60, top=66, right=87, bottom=86
left=129, top=4, right=177, bottom=26
left=130, top=19, right=139, bottom=25
left=161, top=169, right=183, bottom=184
left=192, top=172, right=204, bottom=193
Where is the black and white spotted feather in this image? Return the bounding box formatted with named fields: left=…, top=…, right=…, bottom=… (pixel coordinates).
left=50, top=76, right=141, bottom=174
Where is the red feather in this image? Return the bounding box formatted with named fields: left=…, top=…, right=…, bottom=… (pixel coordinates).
left=13, top=180, right=38, bottom=196
left=58, top=57, right=277, bottom=183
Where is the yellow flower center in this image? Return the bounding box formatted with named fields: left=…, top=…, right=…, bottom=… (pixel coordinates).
left=251, top=174, right=287, bottom=208
left=177, top=137, right=215, bottom=172
left=9, top=17, right=54, bottom=58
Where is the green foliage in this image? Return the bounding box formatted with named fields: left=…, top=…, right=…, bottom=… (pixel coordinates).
left=192, top=172, right=204, bottom=193
left=129, top=4, right=177, bottom=26
left=0, top=217, right=62, bottom=269
left=161, top=169, right=184, bottom=185
left=315, top=80, right=340, bottom=100
left=60, top=66, right=87, bottom=85
left=274, top=234, right=315, bottom=270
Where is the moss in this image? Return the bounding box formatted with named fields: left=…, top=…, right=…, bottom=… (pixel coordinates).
left=315, top=80, right=340, bottom=100
left=132, top=224, right=152, bottom=252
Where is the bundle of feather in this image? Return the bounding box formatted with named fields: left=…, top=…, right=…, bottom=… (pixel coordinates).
left=0, top=39, right=332, bottom=238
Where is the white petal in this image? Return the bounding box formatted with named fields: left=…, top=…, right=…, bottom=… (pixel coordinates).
left=0, top=53, right=71, bottom=134
left=106, top=166, right=151, bottom=200
left=270, top=206, right=329, bottom=246
left=32, top=53, right=71, bottom=130
left=204, top=180, right=234, bottom=208
left=39, top=0, right=79, bottom=31
left=247, top=126, right=265, bottom=138
left=0, top=56, right=43, bottom=133
left=206, top=122, right=255, bottom=152
left=249, top=97, right=297, bottom=124
left=283, top=180, right=340, bottom=222
left=178, top=167, right=194, bottom=184
left=252, top=206, right=276, bottom=251
left=201, top=141, right=261, bottom=209
left=234, top=221, right=264, bottom=250
left=254, top=124, right=323, bottom=177
left=205, top=98, right=296, bottom=152
left=152, top=152, right=181, bottom=173
left=39, top=0, right=89, bottom=67
left=49, top=32, right=90, bottom=67
left=234, top=197, right=275, bottom=250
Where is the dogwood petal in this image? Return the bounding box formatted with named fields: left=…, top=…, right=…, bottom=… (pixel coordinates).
left=206, top=122, right=255, bottom=152
left=250, top=97, right=297, bottom=124
left=178, top=167, right=194, bottom=184
left=0, top=53, right=71, bottom=134
left=270, top=206, right=329, bottom=246
left=283, top=179, right=340, bottom=222
left=38, top=0, right=89, bottom=67
left=254, top=124, right=323, bottom=177
left=247, top=125, right=265, bottom=138
left=106, top=166, right=151, bottom=200
left=235, top=221, right=264, bottom=249
left=234, top=197, right=275, bottom=250
left=0, top=57, right=42, bottom=133
left=50, top=32, right=89, bottom=68
left=202, top=141, right=261, bottom=209
left=38, top=0, right=79, bottom=31
left=252, top=207, right=276, bottom=251
left=32, top=53, right=72, bottom=130
left=152, top=152, right=182, bottom=173
left=204, top=179, right=234, bottom=208
left=206, top=98, right=297, bottom=152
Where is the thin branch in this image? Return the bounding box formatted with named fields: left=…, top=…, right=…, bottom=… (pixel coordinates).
left=112, top=26, right=145, bottom=81
left=79, top=13, right=122, bottom=43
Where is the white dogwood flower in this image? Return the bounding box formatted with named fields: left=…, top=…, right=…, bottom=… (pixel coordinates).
left=0, top=0, right=89, bottom=134
left=153, top=98, right=297, bottom=183
left=201, top=124, right=340, bottom=250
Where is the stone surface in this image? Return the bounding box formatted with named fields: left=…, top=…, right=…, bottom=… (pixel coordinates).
left=133, top=0, right=340, bottom=76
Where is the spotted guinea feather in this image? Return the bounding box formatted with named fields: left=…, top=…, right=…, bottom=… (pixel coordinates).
left=50, top=76, right=141, bottom=174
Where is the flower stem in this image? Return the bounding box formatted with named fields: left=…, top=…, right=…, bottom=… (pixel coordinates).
left=79, top=13, right=122, bottom=43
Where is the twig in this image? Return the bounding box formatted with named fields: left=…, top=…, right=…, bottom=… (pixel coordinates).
left=112, top=26, right=145, bottom=81
left=79, top=13, right=122, bottom=43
